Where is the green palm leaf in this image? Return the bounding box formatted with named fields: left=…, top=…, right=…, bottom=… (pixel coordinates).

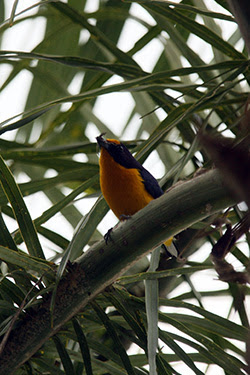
left=0, top=1, right=249, bottom=374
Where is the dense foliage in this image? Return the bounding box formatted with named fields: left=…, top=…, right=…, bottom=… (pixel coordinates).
left=0, top=1, right=249, bottom=374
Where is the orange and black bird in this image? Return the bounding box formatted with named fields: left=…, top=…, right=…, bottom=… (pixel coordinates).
left=96, top=134, right=172, bottom=247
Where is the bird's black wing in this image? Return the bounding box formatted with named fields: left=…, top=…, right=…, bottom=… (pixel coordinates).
left=139, top=167, right=164, bottom=199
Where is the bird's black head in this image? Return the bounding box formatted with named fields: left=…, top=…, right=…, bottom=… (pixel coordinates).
left=96, top=134, right=141, bottom=169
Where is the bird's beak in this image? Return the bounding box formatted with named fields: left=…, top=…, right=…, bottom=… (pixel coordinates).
left=96, top=134, right=108, bottom=150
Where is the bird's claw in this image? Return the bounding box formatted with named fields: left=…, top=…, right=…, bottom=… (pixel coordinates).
left=119, top=214, right=132, bottom=221
left=104, top=227, right=113, bottom=244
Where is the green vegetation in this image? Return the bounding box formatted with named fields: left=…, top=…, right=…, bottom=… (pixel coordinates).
left=0, top=1, right=249, bottom=374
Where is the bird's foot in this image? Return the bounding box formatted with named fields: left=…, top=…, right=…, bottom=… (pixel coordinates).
left=119, top=214, right=132, bottom=221
left=104, top=227, right=113, bottom=244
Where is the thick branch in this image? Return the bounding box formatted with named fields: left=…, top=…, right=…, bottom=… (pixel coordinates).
left=0, top=169, right=236, bottom=374
left=227, top=0, right=250, bottom=54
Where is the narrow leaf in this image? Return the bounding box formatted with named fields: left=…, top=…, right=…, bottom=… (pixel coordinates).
left=53, top=335, right=75, bottom=375
left=91, top=300, right=137, bottom=375
left=0, top=155, right=44, bottom=258
left=0, top=245, right=54, bottom=274
left=145, top=247, right=160, bottom=375
left=72, top=318, right=93, bottom=375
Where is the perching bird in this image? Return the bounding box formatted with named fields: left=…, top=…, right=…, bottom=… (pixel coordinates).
left=96, top=134, right=173, bottom=247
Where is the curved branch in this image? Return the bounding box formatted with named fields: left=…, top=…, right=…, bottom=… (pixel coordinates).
left=227, top=0, right=250, bottom=54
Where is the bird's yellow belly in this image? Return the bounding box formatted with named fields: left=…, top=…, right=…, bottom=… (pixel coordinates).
left=100, top=154, right=153, bottom=219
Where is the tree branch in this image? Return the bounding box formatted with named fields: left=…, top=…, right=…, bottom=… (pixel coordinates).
left=227, top=0, right=250, bottom=54
left=0, top=169, right=237, bottom=374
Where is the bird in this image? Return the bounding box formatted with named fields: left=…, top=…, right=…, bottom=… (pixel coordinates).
left=96, top=134, right=173, bottom=247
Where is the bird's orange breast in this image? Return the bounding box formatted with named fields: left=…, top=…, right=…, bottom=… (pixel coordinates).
left=99, top=148, right=153, bottom=219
